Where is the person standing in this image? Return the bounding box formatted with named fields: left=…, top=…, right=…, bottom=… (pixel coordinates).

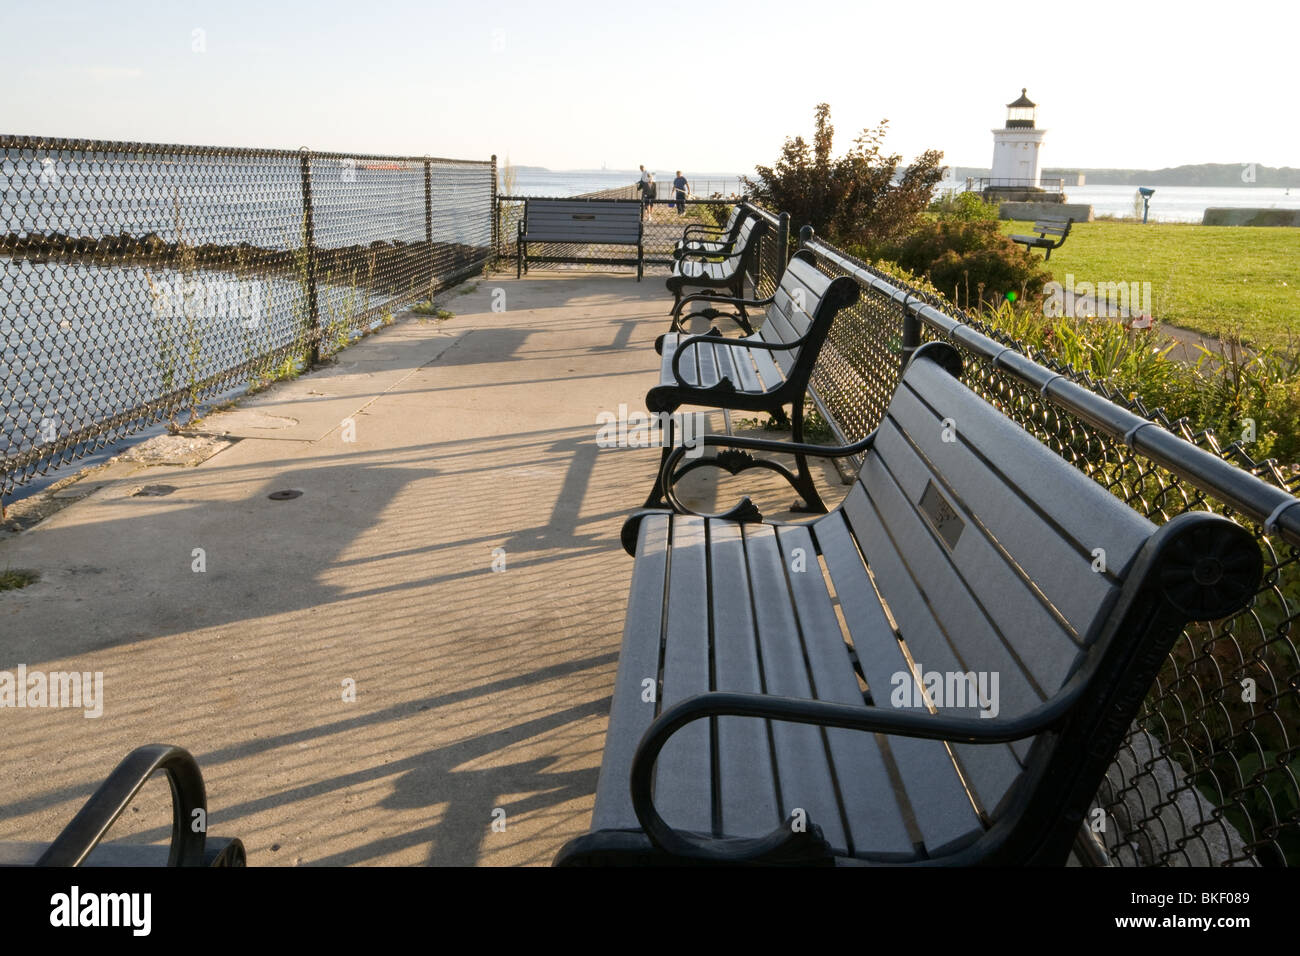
left=672, top=170, right=689, bottom=216
left=644, top=173, right=657, bottom=219
left=638, top=165, right=650, bottom=220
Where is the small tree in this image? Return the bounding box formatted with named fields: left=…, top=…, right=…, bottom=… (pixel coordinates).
left=744, top=104, right=944, bottom=253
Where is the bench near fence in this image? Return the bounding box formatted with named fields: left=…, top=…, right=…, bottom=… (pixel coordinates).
left=1010, top=218, right=1073, bottom=260
left=642, top=251, right=858, bottom=514
left=516, top=198, right=644, bottom=279
left=674, top=205, right=745, bottom=259
left=665, top=214, right=768, bottom=323
left=555, top=342, right=1260, bottom=866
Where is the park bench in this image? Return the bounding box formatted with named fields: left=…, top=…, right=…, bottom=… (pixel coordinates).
left=642, top=251, right=858, bottom=512
left=674, top=205, right=745, bottom=259
left=1010, top=218, right=1073, bottom=260
left=0, top=744, right=245, bottom=866
left=665, top=215, right=768, bottom=322
left=517, top=198, right=644, bottom=279
left=555, top=341, right=1260, bottom=866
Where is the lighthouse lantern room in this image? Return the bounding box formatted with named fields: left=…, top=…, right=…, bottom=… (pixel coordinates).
left=986, top=89, right=1048, bottom=197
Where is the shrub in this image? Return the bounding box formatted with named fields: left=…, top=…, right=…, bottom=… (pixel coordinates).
left=976, top=302, right=1300, bottom=465
left=883, top=219, right=1054, bottom=310
left=743, top=104, right=944, bottom=251
left=928, top=191, right=1000, bottom=222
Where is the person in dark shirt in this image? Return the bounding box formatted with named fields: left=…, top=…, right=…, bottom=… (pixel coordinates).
left=672, top=171, right=689, bottom=215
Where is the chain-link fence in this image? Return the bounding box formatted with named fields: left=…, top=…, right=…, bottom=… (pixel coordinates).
left=496, top=195, right=742, bottom=275
left=1, top=136, right=495, bottom=499
left=762, top=228, right=1299, bottom=867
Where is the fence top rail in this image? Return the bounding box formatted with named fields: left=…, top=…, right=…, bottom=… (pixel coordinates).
left=497, top=195, right=737, bottom=203
left=0, top=134, right=494, bottom=167
left=803, top=232, right=1300, bottom=548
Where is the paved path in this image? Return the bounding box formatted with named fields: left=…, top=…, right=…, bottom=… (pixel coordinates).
left=0, top=271, right=844, bottom=866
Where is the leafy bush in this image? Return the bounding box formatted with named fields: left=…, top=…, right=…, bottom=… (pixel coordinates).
left=928, top=191, right=1000, bottom=222
left=977, top=301, right=1300, bottom=464
left=743, top=104, right=944, bottom=251
left=883, top=219, right=1054, bottom=310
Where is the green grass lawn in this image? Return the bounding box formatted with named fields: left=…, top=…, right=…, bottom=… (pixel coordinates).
left=1000, top=220, right=1300, bottom=350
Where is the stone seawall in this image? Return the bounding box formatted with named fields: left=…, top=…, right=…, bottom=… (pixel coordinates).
left=1202, top=207, right=1300, bottom=226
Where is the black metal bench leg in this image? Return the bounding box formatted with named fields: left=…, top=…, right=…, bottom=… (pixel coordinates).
left=788, top=401, right=827, bottom=513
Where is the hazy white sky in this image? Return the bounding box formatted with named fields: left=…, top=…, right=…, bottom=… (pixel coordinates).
left=3, top=0, right=1296, bottom=173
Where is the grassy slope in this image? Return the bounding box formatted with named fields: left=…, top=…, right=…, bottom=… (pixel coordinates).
left=1000, top=220, right=1300, bottom=349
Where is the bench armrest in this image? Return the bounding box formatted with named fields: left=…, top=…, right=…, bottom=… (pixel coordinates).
left=670, top=290, right=769, bottom=323
left=629, top=679, right=1090, bottom=864
left=37, top=744, right=212, bottom=867
left=681, top=223, right=726, bottom=239
left=659, top=430, right=877, bottom=522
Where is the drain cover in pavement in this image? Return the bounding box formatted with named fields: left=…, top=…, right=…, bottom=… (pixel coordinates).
left=133, top=484, right=176, bottom=497
left=268, top=489, right=303, bottom=500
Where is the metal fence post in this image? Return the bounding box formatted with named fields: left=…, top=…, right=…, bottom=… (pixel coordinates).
left=424, top=157, right=434, bottom=298
left=901, top=299, right=921, bottom=371
left=777, top=211, right=791, bottom=280
left=490, top=154, right=498, bottom=263
left=298, top=148, right=321, bottom=366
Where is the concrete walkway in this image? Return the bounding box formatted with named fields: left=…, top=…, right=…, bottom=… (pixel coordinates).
left=0, top=271, right=845, bottom=866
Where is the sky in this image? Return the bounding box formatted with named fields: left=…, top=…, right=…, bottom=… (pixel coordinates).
left=3, top=0, right=1297, bottom=174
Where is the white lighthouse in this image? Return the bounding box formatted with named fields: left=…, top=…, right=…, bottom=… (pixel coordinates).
left=987, top=89, right=1046, bottom=197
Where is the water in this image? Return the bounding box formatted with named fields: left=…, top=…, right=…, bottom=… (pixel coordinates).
left=516, top=169, right=1300, bottom=222
left=507, top=168, right=746, bottom=199
left=1061, top=185, right=1300, bottom=223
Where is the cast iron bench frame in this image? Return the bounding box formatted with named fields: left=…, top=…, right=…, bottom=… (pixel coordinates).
left=1010, top=218, right=1073, bottom=260
left=556, top=342, right=1259, bottom=866
left=517, top=198, right=644, bottom=280
left=643, top=250, right=858, bottom=513
left=665, top=215, right=769, bottom=325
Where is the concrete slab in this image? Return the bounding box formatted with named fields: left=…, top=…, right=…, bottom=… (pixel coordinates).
left=0, top=271, right=850, bottom=866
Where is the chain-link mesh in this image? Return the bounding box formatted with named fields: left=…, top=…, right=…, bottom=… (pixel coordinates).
left=770, top=234, right=1300, bottom=868
left=1, top=136, right=494, bottom=498
left=496, top=195, right=740, bottom=275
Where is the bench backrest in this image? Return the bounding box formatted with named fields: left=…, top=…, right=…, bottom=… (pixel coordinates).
left=710, top=214, right=767, bottom=272
left=523, top=199, right=641, bottom=243
left=1033, top=219, right=1071, bottom=237
left=842, top=344, right=1256, bottom=858
left=712, top=205, right=744, bottom=240
left=754, top=251, right=857, bottom=386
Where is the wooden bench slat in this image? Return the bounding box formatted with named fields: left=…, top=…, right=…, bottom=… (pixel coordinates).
left=775, top=523, right=916, bottom=858
left=709, top=521, right=784, bottom=837
left=695, top=339, right=719, bottom=390
left=656, top=517, right=715, bottom=834
left=741, top=524, right=851, bottom=853
left=747, top=345, right=785, bottom=392
left=590, top=515, right=671, bottom=832
left=711, top=341, right=739, bottom=391
left=814, top=504, right=988, bottom=853
left=725, top=343, right=763, bottom=394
